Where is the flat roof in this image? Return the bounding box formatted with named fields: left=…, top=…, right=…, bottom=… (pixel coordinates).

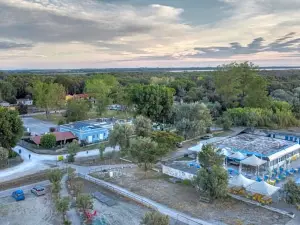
left=62, top=122, right=106, bottom=131
left=214, top=133, right=297, bottom=157
left=164, top=161, right=200, bottom=175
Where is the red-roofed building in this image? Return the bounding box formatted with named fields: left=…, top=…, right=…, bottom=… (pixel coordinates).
left=31, top=131, right=77, bottom=145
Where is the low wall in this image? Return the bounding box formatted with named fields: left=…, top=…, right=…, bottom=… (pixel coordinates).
left=162, top=165, right=196, bottom=180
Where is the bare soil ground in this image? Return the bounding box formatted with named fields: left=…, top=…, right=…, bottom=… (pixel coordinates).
left=0, top=193, right=61, bottom=225
left=77, top=178, right=149, bottom=225
left=104, top=167, right=291, bottom=225
left=0, top=170, right=50, bottom=191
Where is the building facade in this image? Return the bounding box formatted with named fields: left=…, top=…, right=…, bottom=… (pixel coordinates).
left=17, top=98, right=33, bottom=106
left=59, top=122, right=109, bottom=144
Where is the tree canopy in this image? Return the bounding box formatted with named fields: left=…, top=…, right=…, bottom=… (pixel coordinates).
left=65, top=99, right=91, bottom=123
left=0, top=107, right=23, bottom=149
left=108, top=123, right=133, bottom=151
left=129, top=137, right=162, bottom=171
left=129, top=84, right=175, bottom=122
left=134, top=115, right=152, bottom=137
left=32, top=81, right=65, bottom=117
left=40, top=133, right=56, bottom=149
left=173, top=102, right=212, bottom=139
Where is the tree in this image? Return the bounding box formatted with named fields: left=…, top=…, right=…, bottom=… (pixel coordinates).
left=0, top=80, right=16, bottom=102
left=173, top=103, right=212, bottom=139
left=198, top=145, right=224, bottom=168
left=0, top=107, right=23, bottom=149
left=40, top=133, right=56, bottom=149
left=151, top=131, right=183, bottom=152
left=140, top=211, right=169, bottom=225
left=193, top=145, right=228, bottom=200
left=283, top=180, right=300, bottom=205
left=32, top=81, right=66, bottom=118
left=55, top=197, right=70, bottom=219
left=67, top=141, right=80, bottom=162
left=129, top=137, right=162, bottom=171
left=17, top=103, right=28, bottom=115
left=214, top=62, right=269, bottom=108
left=85, top=75, right=118, bottom=116
left=76, top=194, right=93, bottom=212
left=128, top=84, right=175, bottom=122
left=109, top=124, right=133, bottom=151
left=134, top=115, right=152, bottom=137
left=71, top=180, right=84, bottom=197
left=51, top=181, right=61, bottom=196
left=47, top=169, right=63, bottom=183
left=65, top=99, right=90, bottom=123
left=193, top=165, right=228, bottom=200
left=99, top=143, right=106, bottom=160
left=0, top=147, right=8, bottom=168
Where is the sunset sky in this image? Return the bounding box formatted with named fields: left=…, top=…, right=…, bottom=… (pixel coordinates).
left=0, top=0, right=300, bottom=69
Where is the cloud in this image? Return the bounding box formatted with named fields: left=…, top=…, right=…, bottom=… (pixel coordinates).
left=0, top=0, right=299, bottom=68
left=0, top=41, right=33, bottom=49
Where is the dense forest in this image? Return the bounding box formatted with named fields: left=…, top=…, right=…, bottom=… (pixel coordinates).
left=1, top=62, right=300, bottom=130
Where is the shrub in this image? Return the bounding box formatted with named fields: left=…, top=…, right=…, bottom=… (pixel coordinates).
left=40, top=133, right=56, bottom=149
left=182, top=179, right=192, bottom=186
left=140, top=211, right=169, bottom=225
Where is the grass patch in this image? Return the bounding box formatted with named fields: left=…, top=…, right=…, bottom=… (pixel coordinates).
left=33, top=113, right=64, bottom=124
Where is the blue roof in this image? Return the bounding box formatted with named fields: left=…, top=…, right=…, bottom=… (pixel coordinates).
left=63, top=121, right=107, bottom=131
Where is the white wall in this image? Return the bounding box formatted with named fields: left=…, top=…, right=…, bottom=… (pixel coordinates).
left=162, top=165, right=196, bottom=180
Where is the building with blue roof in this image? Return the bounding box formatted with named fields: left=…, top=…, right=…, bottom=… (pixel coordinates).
left=59, top=121, right=109, bottom=144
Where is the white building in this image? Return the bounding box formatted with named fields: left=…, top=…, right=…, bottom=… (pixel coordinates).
left=162, top=161, right=199, bottom=180
left=17, top=98, right=33, bottom=106
left=0, top=101, right=10, bottom=107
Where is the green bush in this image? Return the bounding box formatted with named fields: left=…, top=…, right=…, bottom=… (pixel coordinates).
left=8, top=149, right=18, bottom=158
left=40, top=133, right=56, bottom=149
left=182, top=179, right=192, bottom=186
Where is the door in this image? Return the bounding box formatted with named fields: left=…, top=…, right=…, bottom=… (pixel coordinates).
left=99, top=133, right=104, bottom=140
left=88, top=136, right=93, bottom=143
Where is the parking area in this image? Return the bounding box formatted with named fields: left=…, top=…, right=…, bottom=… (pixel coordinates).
left=0, top=191, right=61, bottom=225
left=22, top=117, right=56, bottom=135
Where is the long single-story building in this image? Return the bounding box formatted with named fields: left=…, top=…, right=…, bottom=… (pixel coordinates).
left=59, top=121, right=109, bottom=144
left=214, top=130, right=300, bottom=170
left=31, top=131, right=77, bottom=145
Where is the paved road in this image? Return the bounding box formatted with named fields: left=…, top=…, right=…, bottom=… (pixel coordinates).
left=0, top=145, right=119, bottom=182
left=22, top=117, right=57, bottom=135
left=0, top=180, right=51, bottom=198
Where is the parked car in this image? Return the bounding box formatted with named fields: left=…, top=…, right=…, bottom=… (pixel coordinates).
left=176, top=142, right=183, bottom=148
left=12, top=189, right=25, bottom=201
left=31, top=186, right=46, bottom=196
left=200, top=134, right=213, bottom=140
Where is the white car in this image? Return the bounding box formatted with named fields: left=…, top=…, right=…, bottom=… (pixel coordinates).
left=31, top=186, right=46, bottom=196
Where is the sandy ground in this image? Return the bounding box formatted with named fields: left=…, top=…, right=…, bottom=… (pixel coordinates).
left=104, top=168, right=291, bottom=225
left=0, top=193, right=61, bottom=225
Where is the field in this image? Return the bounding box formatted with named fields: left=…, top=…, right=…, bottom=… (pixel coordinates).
left=0, top=193, right=61, bottom=225
left=102, top=167, right=291, bottom=225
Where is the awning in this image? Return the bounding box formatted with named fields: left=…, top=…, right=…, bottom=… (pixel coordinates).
left=246, top=181, right=280, bottom=196
left=229, top=174, right=255, bottom=188
left=228, top=151, right=246, bottom=160
left=240, top=155, right=267, bottom=167
left=220, top=148, right=233, bottom=157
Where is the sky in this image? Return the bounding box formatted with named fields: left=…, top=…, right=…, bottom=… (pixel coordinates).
left=0, top=0, right=300, bottom=69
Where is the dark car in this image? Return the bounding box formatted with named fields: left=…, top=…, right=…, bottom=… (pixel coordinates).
left=31, top=186, right=46, bottom=196
left=200, top=134, right=213, bottom=140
